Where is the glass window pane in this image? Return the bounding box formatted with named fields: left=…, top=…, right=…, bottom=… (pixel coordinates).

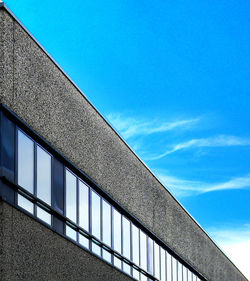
left=154, top=242, right=160, bottom=279
left=172, top=257, right=177, bottom=281
left=188, top=269, right=192, bottom=281
left=37, top=146, right=51, bottom=205
left=140, top=230, right=147, bottom=271
left=18, top=130, right=34, bottom=193
left=166, top=252, right=172, bottom=281
left=178, top=261, right=183, bottom=281
left=79, top=180, right=89, bottom=231
left=160, top=247, right=166, bottom=281
left=92, top=241, right=101, bottom=256
left=140, top=273, right=148, bottom=281
left=91, top=190, right=101, bottom=256
left=102, top=199, right=111, bottom=263
left=66, top=225, right=77, bottom=241
left=148, top=237, right=154, bottom=275
left=65, top=169, right=77, bottom=223
left=113, top=208, right=122, bottom=269
left=37, top=206, right=51, bottom=225
left=122, top=216, right=131, bottom=275
left=18, top=194, right=34, bottom=214
left=79, top=233, right=89, bottom=249
left=91, top=190, right=101, bottom=239
left=132, top=224, right=140, bottom=279
left=183, top=266, right=188, bottom=281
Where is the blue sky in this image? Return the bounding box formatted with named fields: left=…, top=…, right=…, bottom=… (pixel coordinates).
left=4, top=0, right=250, bottom=278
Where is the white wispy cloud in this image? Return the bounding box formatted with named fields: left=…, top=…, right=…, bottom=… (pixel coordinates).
left=208, top=225, right=250, bottom=280
left=149, top=135, right=250, bottom=160
left=106, top=113, right=200, bottom=139
left=157, top=173, right=250, bottom=197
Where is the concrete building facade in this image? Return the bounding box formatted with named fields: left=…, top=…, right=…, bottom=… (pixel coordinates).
left=0, top=3, right=248, bottom=281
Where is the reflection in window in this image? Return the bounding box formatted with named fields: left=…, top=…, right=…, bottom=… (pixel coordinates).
left=172, top=257, right=178, bottom=281
left=140, top=230, right=147, bottom=272
left=148, top=237, right=154, bottom=275
left=122, top=216, right=131, bottom=275
left=183, top=265, right=188, bottom=281
left=18, top=194, right=34, bottom=214
left=188, top=269, right=192, bottom=281
left=91, top=190, right=101, bottom=256
left=132, top=224, right=140, bottom=279
left=79, top=180, right=89, bottom=231
left=113, top=208, right=122, bottom=269
left=167, top=252, right=172, bottom=281
left=102, top=199, right=111, bottom=263
left=37, top=146, right=51, bottom=205
left=66, top=225, right=77, bottom=241
left=65, top=170, right=77, bottom=223
left=79, top=233, right=89, bottom=249
left=154, top=242, right=160, bottom=279
left=160, top=247, right=166, bottom=281
left=178, top=261, right=183, bottom=281
left=18, top=130, right=34, bottom=193
left=37, top=206, right=51, bottom=225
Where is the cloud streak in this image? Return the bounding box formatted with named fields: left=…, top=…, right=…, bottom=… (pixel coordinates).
left=149, top=135, right=250, bottom=160
left=157, top=173, right=250, bottom=197
left=106, top=113, right=200, bottom=139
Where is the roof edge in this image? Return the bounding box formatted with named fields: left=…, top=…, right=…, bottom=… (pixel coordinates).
left=0, top=3, right=248, bottom=280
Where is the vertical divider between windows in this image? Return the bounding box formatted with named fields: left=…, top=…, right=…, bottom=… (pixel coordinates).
left=89, top=187, right=92, bottom=252
left=63, top=167, right=66, bottom=235
left=100, top=196, right=103, bottom=258
left=34, top=142, right=37, bottom=217
left=51, top=156, right=54, bottom=228
left=121, top=214, right=124, bottom=271
left=76, top=178, right=79, bottom=243
left=129, top=220, right=132, bottom=276
left=111, top=206, right=114, bottom=266
left=14, top=125, right=18, bottom=205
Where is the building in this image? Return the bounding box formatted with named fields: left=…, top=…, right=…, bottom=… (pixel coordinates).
left=0, top=2, right=248, bottom=281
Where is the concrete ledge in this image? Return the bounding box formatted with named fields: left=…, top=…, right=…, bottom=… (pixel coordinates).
left=0, top=201, right=135, bottom=281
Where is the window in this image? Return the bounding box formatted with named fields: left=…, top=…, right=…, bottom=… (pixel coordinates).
left=7, top=117, right=204, bottom=281
left=79, top=180, right=89, bottom=248
left=102, top=199, right=111, bottom=262
left=18, top=130, right=34, bottom=193
left=154, top=242, right=160, bottom=279
left=113, top=208, right=122, bottom=269
left=65, top=169, right=77, bottom=223
left=132, top=224, right=140, bottom=279
left=91, top=190, right=101, bottom=256
left=122, top=216, right=131, bottom=275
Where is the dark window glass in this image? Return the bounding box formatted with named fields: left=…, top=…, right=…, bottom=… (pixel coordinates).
left=52, top=158, right=64, bottom=214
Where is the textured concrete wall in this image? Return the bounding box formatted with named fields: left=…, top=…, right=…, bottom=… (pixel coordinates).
left=0, top=201, right=134, bottom=281
left=0, top=6, right=248, bottom=281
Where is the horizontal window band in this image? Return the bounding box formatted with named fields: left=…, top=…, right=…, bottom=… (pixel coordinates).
left=0, top=104, right=207, bottom=281
left=0, top=176, right=157, bottom=281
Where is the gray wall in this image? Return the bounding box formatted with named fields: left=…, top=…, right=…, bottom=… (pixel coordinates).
left=0, top=6, right=248, bottom=281
left=0, top=201, right=134, bottom=281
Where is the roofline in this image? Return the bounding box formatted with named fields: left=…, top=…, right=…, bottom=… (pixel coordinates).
left=0, top=2, right=247, bottom=279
